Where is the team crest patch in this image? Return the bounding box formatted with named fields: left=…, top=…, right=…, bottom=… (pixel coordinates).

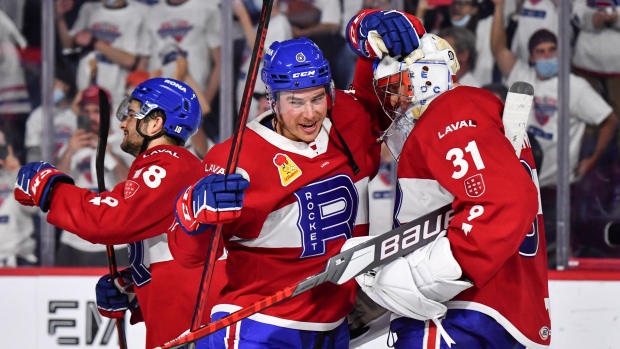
left=273, top=153, right=302, bottom=186
left=124, top=180, right=140, bottom=199
left=464, top=174, right=485, bottom=197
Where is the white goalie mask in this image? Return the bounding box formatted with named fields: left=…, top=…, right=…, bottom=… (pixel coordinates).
left=373, top=33, right=460, bottom=160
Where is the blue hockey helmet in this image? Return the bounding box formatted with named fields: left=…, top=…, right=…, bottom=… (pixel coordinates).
left=116, top=77, right=201, bottom=144
left=261, top=37, right=335, bottom=107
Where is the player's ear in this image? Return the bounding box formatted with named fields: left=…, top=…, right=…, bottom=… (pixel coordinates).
left=147, top=114, right=166, bottom=136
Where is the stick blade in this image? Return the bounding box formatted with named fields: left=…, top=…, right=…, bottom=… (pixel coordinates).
left=508, top=81, right=534, bottom=96
left=503, top=81, right=534, bottom=157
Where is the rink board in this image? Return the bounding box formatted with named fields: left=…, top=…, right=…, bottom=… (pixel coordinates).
left=0, top=268, right=619, bottom=349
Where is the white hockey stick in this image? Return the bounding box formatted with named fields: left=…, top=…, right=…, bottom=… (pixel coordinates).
left=503, top=82, right=534, bottom=157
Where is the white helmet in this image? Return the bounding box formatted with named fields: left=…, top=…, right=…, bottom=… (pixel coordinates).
left=373, top=33, right=460, bottom=160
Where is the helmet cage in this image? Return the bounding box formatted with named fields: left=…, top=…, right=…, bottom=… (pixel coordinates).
left=373, top=69, right=415, bottom=124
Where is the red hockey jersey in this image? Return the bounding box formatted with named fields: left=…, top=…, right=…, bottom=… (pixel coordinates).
left=48, top=145, right=208, bottom=349
left=351, top=58, right=551, bottom=348
left=168, top=90, right=381, bottom=331
left=397, top=87, right=550, bottom=348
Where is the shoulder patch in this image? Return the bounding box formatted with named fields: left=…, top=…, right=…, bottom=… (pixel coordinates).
left=124, top=180, right=140, bottom=199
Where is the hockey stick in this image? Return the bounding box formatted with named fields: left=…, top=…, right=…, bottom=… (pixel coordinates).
left=503, top=82, right=534, bottom=158
left=188, top=0, right=275, bottom=342
left=96, top=89, right=128, bottom=349
left=157, top=203, right=454, bottom=349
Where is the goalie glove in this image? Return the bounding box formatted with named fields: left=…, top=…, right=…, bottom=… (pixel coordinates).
left=174, top=173, right=250, bottom=235
left=14, top=161, right=74, bottom=212
left=346, top=9, right=426, bottom=59
left=404, top=232, right=473, bottom=303
left=95, top=268, right=143, bottom=324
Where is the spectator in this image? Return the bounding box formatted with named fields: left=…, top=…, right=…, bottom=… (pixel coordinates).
left=572, top=0, right=620, bottom=132
left=511, top=0, right=558, bottom=63
left=284, top=0, right=345, bottom=87
left=56, top=0, right=150, bottom=109
left=0, top=9, right=32, bottom=163
left=144, top=0, right=221, bottom=140
left=54, top=85, right=132, bottom=266
left=237, top=0, right=292, bottom=121
left=24, top=64, right=78, bottom=163
left=491, top=0, right=619, bottom=263
left=0, top=132, right=38, bottom=267
left=439, top=26, right=481, bottom=87
left=416, top=0, right=504, bottom=86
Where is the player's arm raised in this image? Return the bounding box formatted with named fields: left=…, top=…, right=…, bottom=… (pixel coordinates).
left=41, top=156, right=193, bottom=245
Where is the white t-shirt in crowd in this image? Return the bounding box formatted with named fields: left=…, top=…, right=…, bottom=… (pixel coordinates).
left=145, top=0, right=221, bottom=91
left=572, top=0, right=620, bottom=74
left=511, top=0, right=558, bottom=63
left=73, top=2, right=150, bottom=109
left=57, top=131, right=133, bottom=252
left=459, top=71, right=482, bottom=87
left=0, top=169, right=37, bottom=266
left=0, top=9, right=30, bottom=114
left=472, top=16, right=495, bottom=86
left=507, top=59, right=612, bottom=187
left=24, top=106, right=77, bottom=161
left=236, top=13, right=292, bottom=121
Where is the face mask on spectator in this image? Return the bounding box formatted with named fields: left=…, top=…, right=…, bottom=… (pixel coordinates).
left=535, top=57, right=558, bottom=79
left=451, top=14, right=471, bottom=27
left=53, top=88, right=66, bottom=105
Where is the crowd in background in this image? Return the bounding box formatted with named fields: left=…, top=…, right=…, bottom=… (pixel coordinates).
left=0, top=0, right=619, bottom=268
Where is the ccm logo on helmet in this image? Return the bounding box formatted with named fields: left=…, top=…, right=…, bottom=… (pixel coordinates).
left=164, top=79, right=187, bottom=93
left=292, top=70, right=316, bottom=78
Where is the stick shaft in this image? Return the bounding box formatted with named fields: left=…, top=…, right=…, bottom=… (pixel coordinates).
left=96, top=89, right=128, bottom=349
left=188, top=0, right=275, bottom=334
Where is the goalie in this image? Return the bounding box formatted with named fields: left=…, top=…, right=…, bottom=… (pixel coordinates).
left=344, top=9, right=551, bottom=349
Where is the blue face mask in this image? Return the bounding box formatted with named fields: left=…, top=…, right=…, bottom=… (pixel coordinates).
left=535, top=57, right=558, bottom=79
left=451, top=14, right=471, bottom=27
left=53, top=88, right=66, bottom=105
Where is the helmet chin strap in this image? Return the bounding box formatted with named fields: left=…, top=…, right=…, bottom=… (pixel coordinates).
left=136, top=119, right=166, bottom=154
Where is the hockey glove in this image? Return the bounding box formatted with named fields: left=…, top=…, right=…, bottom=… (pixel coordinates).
left=174, top=173, right=250, bottom=235
left=96, top=268, right=143, bottom=324
left=346, top=9, right=426, bottom=59
left=14, top=161, right=74, bottom=212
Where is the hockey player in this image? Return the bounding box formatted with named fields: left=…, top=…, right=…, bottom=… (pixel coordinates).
left=344, top=9, right=551, bottom=349
left=14, top=78, right=209, bottom=349
left=167, top=37, right=394, bottom=348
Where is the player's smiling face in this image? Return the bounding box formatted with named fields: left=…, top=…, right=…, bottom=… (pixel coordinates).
left=275, top=86, right=328, bottom=143
left=119, top=100, right=145, bottom=156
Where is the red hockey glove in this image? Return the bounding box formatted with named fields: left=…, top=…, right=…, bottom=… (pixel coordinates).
left=346, top=9, right=426, bottom=59
left=174, top=173, right=250, bottom=235
left=14, top=161, right=74, bottom=212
